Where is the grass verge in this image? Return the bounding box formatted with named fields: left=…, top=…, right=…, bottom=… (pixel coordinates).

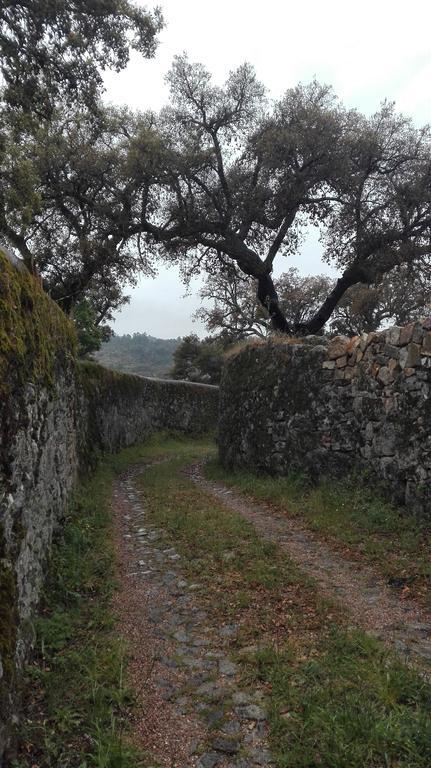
left=135, top=440, right=431, bottom=768
left=205, top=459, right=431, bottom=603
left=13, top=433, right=212, bottom=768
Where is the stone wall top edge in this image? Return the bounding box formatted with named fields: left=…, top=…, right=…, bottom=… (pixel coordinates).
left=139, top=375, right=219, bottom=391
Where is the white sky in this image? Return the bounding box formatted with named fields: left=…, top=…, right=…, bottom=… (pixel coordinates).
left=103, top=0, right=431, bottom=337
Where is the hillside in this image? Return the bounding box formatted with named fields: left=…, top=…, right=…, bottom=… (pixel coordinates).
left=95, top=332, right=181, bottom=377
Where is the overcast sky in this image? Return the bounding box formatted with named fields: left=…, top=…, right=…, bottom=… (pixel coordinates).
left=103, top=0, right=431, bottom=338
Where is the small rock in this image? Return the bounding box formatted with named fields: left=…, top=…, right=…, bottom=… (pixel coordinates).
left=336, top=355, right=347, bottom=368
left=385, top=326, right=401, bottom=345
left=219, top=624, right=238, bottom=638
left=235, top=704, right=267, bottom=721
left=327, top=335, right=350, bottom=360
left=221, top=720, right=242, bottom=736
left=196, top=681, right=219, bottom=697
left=212, top=736, right=240, bottom=754
left=204, top=708, right=225, bottom=727
left=219, top=660, right=237, bottom=676
left=248, top=747, right=273, bottom=765
left=232, top=691, right=252, bottom=705
left=399, top=323, right=414, bottom=345
left=197, top=752, right=220, bottom=768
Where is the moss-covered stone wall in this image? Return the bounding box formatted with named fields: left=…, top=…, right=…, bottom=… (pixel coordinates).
left=219, top=327, right=431, bottom=514
left=0, top=249, right=218, bottom=762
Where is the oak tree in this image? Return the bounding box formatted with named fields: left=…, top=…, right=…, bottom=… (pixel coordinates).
left=137, top=58, right=431, bottom=334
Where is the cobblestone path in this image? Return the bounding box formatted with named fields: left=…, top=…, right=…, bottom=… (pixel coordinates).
left=113, top=465, right=274, bottom=768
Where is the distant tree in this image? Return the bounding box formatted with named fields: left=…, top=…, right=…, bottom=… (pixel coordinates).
left=0, top=0, right=163, bottom=115
left=277, top=270, right=335, bottom=332
left=170, top=335, right=224, bottom=384
left=96, top=332, right=180, bottom=377
left=133, top=58, right=431, bottom=335
left=196, top=266, right=269, bottom=340
left=197, top=267, right=334, bottom=340
left=331, top=263, right=431, bottom=335
left=198, top=264, right=431, bottom=340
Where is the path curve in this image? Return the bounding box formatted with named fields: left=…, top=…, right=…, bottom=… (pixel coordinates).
left=187, top=462, right=431, bottom=671
left=112, top=462, right=275, bottom=768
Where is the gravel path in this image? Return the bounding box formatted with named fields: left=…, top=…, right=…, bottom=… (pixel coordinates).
left=187, top=462, right=431, bottom=670
left=112, top=464, right=275, bottom=768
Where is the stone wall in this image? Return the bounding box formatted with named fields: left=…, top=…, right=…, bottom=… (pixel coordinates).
left=0, top=250, right=218, bottom=763
left=78, top=364, right=218, bottom=459
left=219, top=323, right=431, bottom=513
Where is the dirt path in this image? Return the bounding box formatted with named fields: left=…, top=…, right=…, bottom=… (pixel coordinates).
left=112, top=464, right=274, bottom=768
left=187, top=462, right=431, bottom=671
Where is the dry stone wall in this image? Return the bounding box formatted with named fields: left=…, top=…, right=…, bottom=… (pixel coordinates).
left=0, top=250, right=218, bottom=763
left=219, top=322, right=431, bottom=514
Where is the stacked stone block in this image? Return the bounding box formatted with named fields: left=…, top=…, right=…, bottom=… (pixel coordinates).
left=219, top=319, right=431, bottom=514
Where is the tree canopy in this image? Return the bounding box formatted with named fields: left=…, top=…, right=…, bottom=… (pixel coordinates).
left=2, top=43, right=431, bottom=339
left=0, top=0, right=163, bottom=115
left=124, top=56, right=431, bottom=335
left=0, top=103, right=161, bottom=313
left=0, top=0, right=163, bottom=330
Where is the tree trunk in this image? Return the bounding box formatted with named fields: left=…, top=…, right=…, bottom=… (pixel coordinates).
left=256, top=273, right=291, bottom=333
left=300, top=268, right=366, bottom=335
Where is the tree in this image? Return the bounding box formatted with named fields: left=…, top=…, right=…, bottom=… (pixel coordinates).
left=170, top=334, right=224, bottom=384
left=141, top=56, right=346, bottom=334
left=0, top=0, right=163, bottom=115
left=196, top=267, right=334, bottom=340
left=0, top=1, right=163, bottom=325
left=72, top=299, right=113, bottom=358
left=0, top=104, right=158, bottom=315
left=133, top=58, right=431, bottom=335
left=195, top=266, right=269, bottom=340
left=198, top=264, right=431, bottom=341
left=331, top=263, right=431, bottom=335
left=313, top=103, right=431, bottom=333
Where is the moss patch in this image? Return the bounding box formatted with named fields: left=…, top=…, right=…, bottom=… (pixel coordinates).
left=0, top=250, right=76, bottom=396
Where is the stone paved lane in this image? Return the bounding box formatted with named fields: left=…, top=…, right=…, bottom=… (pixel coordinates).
left=112, top=465, right=274, bottom=768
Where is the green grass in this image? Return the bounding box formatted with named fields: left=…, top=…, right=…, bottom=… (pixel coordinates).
left=15, top=435, right=431, bottom=768
left=244, top=631, right=431, bottom=768
left=134, top=441, right=431, bottom=768
left=14, top=433, right=213, bottom=768
left=205, top=459, right=431, bottom=595
left=135, top=452, right=323, bottom=633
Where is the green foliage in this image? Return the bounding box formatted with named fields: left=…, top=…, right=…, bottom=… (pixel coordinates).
left=0, top=250, right=76, bottom=395
left=0, top=105, right=158, bottom=313
left=205, top=460, right=431, bottom=599
left=0, top=0, right=163, bottom=115
left=136, top=438, right=431, bottom=768
left=72, top=299, right=112, bottom=358
left=244, top=631, right=431, bottom=768
left=95, top=332, right=180, bottom=377
left=14, top=447, right=159, bottom=767
left=170, top=334, right=225, bottom=384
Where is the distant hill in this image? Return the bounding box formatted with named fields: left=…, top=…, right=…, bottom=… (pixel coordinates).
left=94, top=333, right=181, bottom=377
